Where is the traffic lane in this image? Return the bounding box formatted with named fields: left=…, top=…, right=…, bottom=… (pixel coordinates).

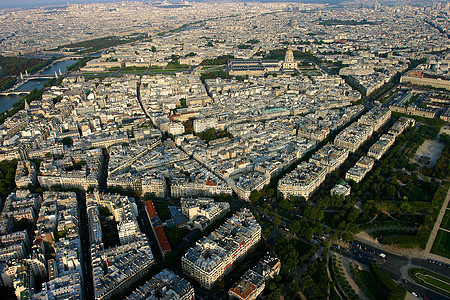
left=353, top=240, right=408, bottom=262
left=355, top=241, right=408, bottom=279
left=381, top=253, right=408, bottom=281
left=336, top=248, right=447, bottom=300
left=411, top=258, right=450, bottom=277
left=403, top=279, right=448, bottom=300
left=354, top=241, right=449, bottom=299
left=352, top=240, right=408, bottom=279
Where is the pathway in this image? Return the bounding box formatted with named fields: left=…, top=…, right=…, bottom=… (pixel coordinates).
left=424, top=186, right=450, bottom=264
left=325, top=254, right=344, bottom=300
left=355, top=232, right=424, bottom=257
left=340, top=255, right=370, bottom=300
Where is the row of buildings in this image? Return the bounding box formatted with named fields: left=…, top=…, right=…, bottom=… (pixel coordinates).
left=332, top=117, right=415, bottom=197
left=278, top=107, right=391, bottom=200
left=87, top=193, right=155, bottom=300
left=0, top=191, right=82, bottom=299
left=145, top=200, right=172, bottom=257
left=182, top=208, right=261, bottom=289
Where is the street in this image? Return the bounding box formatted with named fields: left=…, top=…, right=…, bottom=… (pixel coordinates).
left=352, top=239, right=449, bottom=300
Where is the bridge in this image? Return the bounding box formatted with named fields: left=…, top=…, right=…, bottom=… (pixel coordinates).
left=0, top=91, right=31, bottom=96
left=22, top=74, right=58, bottom=79
left=19, top=57, right=72, bottom=80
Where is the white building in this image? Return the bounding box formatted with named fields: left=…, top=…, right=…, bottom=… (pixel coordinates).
left=126, top=269, right=194, bottom=300
left=168, top=122, right=185, bottom=136
left=193, top=117, right=218, bottom=133
left=180, top=198, right=230, bottom=231
left=278, top=162, right=327, bottom=200
left=182, top=209, right=261, bottom=289
left=345, top=156, right=374, bottom=183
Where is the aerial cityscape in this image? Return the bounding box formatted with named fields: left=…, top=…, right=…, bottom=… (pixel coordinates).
left=0, top=0, right=449, bottom=299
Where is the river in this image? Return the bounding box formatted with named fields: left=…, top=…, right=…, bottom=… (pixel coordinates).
left=0, top=59, right=78, bottom=113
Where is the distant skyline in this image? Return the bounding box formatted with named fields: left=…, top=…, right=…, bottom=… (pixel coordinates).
left=0, top=0, right=127, bottom=9
left=0, top=0, right=339, bottom=10
left=0, top=0, right=443, bottom=10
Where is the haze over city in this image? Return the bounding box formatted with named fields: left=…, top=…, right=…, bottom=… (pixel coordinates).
left=0, top=0, right=449, bottom=299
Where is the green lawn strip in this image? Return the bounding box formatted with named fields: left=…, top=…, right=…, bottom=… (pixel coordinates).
left=408, top=268, right=450, bottom=297
left=202, top=66, right=224, bottom=70
left=121, top=70, right=147, bottom=74
left=309, top=71, right=322, bottom=76
left=82, top=72, right=116, bottom=76
left=440, top=210, right=450, bottom=230
left=431, top=229, right=450, bottom=259
left=417, top=274, right=450, bottom=293
left=148, top=69, right=189, bottom=73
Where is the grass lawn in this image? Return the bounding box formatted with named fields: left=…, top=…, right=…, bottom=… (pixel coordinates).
left=82, top=72, right=116, bottom=75
left=431, top=229, right=450, bottom=259
left=121, top=69, right=147, bottom=74
left=202, top=65, right=224, bottom=70
left=416, top=274, right=450, bottom=292
left=408, top=268, right=450, bottom=297
left=440, top=210, right=450, bottom=230
left=148, top=68, right=189, bottom=74
left=309, top=70, right=323, bottom=76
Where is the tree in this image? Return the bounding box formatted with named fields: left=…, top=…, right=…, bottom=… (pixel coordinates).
left=347, top=208, right=359, bottom=223
left=342, top=231, right=354, bottom=242
left=303, top=227, right=314, bottom=240
left=386, top=184, right=397, bottom=199
left=268, top=282, right=277, bottom=291
left=151, top=46, right=156, bottom=52
left=249, top=190, right=261, bottom=203
left=399, top=202, right=413, bottom=214
left=290, top=220, right=301, bottom=235
left=304, top=205, right=324, bottom=221
left=274, top=215, right=281, bottom=227
left=279, top=198, right=293, bottom=211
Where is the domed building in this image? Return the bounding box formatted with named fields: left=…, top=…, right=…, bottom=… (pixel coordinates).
left=227, top=46, right=298, bottom=76
left=283, top=46, right=297, bottom=70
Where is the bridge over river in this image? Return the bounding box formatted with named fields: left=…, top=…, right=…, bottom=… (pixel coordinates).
left=0, top=90, right=31, bottom=96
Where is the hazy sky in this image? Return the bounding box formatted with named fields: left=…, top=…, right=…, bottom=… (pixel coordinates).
left=0, top=0, right=126, bottom=9
left=0, top=0, right=310, bottom=9
left=0, top=0, right=434, bottom=10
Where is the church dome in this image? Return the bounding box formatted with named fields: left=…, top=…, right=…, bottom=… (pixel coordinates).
left=285, top=46, right=294, bottom=63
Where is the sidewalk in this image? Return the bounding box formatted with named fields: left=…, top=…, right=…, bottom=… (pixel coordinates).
left=424, top=186, right=450, bottom=265
left=340, top=256, right=370, bottom=300
left=355, top=232, right=423, bottom=257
